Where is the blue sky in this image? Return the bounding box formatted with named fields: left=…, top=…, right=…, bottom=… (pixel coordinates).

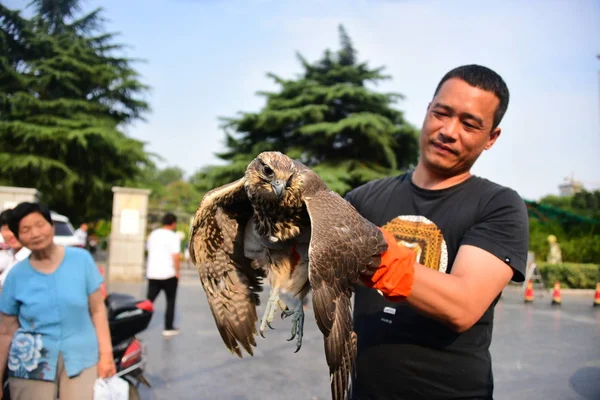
left=6, top=0, right=600, bottom=200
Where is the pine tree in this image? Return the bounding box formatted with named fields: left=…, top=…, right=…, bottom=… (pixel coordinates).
left=192, top=25, right=419, bottom=195
left=0, top=1, right=151, bottom=222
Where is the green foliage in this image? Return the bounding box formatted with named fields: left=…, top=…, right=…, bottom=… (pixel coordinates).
left=0, top=1, right=151, bottom=223
left=557, top=235, right=600, bottom=264
left=538, top=194, right=573, bottom=211
left=91, top=219, right=111, bottom=238
left=193, top=25, right=419, bottom=195
left=129, top=164, right=203, bottom=215
left=571, top=189, right=600, bottom=220
left=528, top=217, right=562, bottom=261
left=159, top=180, right=203, bottom=214
left=528, top=188, right=600, bottom=265
left=528, top=218, right=600, bottom=264
left=537, top=263, right=599, bottom=289
left=538, top=190, right=600, bottom=224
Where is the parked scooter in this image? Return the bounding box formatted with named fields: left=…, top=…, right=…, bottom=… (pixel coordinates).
left=2, top=292, right=153, bottom=399
left=105, top=292, right=154, bottom=399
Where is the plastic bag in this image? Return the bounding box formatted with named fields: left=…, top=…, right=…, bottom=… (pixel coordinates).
left=93, top=376, right=129, bottom=400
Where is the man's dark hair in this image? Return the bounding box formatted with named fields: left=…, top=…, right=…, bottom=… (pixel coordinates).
left=433, top=64, right=510, bottom=130
left=162, top=212, right=177, bottom=226
left=8, top=202, right=53, bottom=239
left=0, top=209, right=12, bottom=227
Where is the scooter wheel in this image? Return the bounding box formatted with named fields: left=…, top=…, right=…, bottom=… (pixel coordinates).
left=128, top=382, right=141, bottom=400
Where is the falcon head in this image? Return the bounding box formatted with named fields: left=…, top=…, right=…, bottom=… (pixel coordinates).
left=245, top=151, right=300, bottom=202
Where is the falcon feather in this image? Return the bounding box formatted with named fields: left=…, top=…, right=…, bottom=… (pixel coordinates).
left=189, top=151, right=388, bottom=400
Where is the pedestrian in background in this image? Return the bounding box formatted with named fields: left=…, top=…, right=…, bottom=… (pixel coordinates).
left=145, top=212, right=182, bottom=336
left=0, top=210, right=31, bottom=291
left=74, top=222, right=88, bottom=247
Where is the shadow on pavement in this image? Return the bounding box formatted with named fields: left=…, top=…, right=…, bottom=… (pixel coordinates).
left=569, top=367, right=600, bottom=400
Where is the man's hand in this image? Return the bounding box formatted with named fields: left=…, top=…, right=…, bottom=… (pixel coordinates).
left=97, top=352, right=116, bottom=378
left=360, top=228, right=416, bottom=301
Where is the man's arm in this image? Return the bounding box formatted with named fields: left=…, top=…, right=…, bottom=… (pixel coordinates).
left=407, top=246, right=513, bottom=332
left=172, top=233, right=182, bottom=278
left=173, top=253, right=181, bottom=278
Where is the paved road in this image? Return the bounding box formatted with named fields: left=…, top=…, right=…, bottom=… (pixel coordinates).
left=108, top=276, right=600, bottom=400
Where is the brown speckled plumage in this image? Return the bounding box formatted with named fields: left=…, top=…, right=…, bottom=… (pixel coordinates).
left=189, top=151, right=388, bottom=400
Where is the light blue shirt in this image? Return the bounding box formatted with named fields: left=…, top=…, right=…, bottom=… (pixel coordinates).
left=0, top=247, right=103, bottom=381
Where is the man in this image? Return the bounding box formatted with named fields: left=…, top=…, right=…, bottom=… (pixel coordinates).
left=0, top=209, right=31, bottom=289
left=74, top=222, right=88, bottom=247
left=145, top=212, right=182, bottom=336
left=348, top=65, right=529, bottom=399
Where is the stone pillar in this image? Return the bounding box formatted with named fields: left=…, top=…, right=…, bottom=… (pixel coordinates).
left=107, top=187, right=151, bottom=282
left=0, top=186, right=39, bottom=211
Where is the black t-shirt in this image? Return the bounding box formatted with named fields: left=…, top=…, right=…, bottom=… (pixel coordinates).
left=345, top=172, right=529, bottom=400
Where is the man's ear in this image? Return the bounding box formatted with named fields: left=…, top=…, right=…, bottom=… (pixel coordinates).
left=485, top=128, right=501, bottom=150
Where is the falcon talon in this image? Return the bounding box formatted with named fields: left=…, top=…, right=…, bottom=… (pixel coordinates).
left=259, top=286, right=282, bottom=336
left=285, top=301, right=305, bottom=352
left=278, top=299, right=290, bottom=315
left=280, top=307, right=294, bottom=319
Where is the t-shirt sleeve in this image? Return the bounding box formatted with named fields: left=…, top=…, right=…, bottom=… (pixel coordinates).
left=459, top=188, right=529, bottom=282
left=0, top=266, right=20, bottom=315
left=344, top=184, right=367, bottom=211
left=344, top=191, right=355, bottom=205
left=83, top=251, right=104, bottom=296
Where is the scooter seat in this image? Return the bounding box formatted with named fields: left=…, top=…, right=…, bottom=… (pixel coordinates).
left=105, top=293, right=140, bottom=320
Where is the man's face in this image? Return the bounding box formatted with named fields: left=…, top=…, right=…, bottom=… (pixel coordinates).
left=419, top=78, right=502, bottom=176
left=1, top=224, right=22, bottom=251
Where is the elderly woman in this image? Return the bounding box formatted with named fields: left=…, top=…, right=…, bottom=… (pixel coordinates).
left=0, top=202, right=115, bottom=400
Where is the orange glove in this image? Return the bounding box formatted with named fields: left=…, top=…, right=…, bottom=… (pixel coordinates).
left=361, top=228, right=416, bottom=301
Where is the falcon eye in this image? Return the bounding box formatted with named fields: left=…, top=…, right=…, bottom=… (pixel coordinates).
left=263, top=165, right=274, bottom=176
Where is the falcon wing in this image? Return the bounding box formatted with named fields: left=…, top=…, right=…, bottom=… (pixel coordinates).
left=300, top=170, right=388, bottom=400
left=189, top=177, right=265, bottom=358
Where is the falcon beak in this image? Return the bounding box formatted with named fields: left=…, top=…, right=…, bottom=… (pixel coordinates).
left=271, top=180, right=286, bottom=197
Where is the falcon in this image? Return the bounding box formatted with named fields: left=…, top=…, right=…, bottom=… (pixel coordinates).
left=189, top=151, right=388, bottom=400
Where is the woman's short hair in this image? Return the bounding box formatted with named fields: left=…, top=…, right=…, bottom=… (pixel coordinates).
left=8, top=202, right=53, bottom=238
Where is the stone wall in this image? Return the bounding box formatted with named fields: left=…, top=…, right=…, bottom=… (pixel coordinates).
left=107, top=187, right=151, bottom=282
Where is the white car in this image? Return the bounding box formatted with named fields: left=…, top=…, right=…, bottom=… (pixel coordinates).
left=50, top=212, right=84, bottom=247
left=0, top=211, right=83, bottom=248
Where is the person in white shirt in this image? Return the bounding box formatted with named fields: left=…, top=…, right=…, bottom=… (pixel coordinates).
left=0, top=209, right=31, bottom=289
left=145, top=213, right=182, bottom=336
left=73, top=222, right=88, bottom=247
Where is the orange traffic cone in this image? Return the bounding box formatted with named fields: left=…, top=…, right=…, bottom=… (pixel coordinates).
left=524, top=280, right=534, bottom=302
left=551, top=281, right=561, bottom=305
left=594, top=283, right=600, bottom=307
